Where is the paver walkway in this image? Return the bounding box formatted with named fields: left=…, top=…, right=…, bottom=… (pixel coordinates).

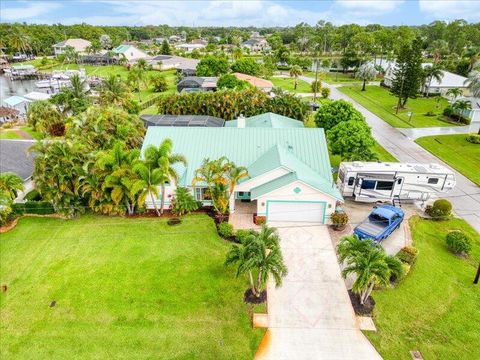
left=300, top=76, right=480, bottom=232
left=255, top=223, right=381, bottom=360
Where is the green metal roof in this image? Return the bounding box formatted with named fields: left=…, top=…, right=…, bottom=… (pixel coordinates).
left=141, top=127, right=341, bottom=200
left=112, top=45, right=131, bottom=53
left=225, top=112, right=305, bottom=128
left=250, top=173, right=297, bottom=199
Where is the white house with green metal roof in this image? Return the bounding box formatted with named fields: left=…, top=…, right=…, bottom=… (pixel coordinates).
left=141, top=115, right=342, bottom=224
left=112, top=44, right=148, bottom=62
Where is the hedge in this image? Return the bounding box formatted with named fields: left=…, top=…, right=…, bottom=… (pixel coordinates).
left=13, top=201, right=55, bottom=215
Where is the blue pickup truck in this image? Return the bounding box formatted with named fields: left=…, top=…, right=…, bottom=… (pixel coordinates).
left=354, top=205, right=404, bottom=243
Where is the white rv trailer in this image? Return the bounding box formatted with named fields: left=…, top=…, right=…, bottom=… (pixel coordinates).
left=337, top=162, right=456, bottom=203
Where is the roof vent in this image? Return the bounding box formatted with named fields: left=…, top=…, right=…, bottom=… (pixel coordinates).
left=237, top=114, right=245, bottom=128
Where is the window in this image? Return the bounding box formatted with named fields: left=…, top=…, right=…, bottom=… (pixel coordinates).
left=376, top=181, right=394, bottom=191
left=361, top=180, right=376, bottom=190
left=428, top=178, right=439, bottom=184
left=347, top=177, right=355, bottom=186
left=397, top=178, right=403, bottom=185
left=238, top=191, right=245, bottom=196
left=195, top=187, right=211, bottom=201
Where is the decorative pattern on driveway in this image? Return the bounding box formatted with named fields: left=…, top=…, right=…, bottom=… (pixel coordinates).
left=255, top=223, right=381, bottom=360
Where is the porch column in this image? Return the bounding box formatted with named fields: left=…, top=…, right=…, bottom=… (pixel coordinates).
left=229, top=194, right=235, bottom=214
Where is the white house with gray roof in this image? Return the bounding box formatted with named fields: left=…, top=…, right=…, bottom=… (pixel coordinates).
left=53, top=38, right=91, bottom=56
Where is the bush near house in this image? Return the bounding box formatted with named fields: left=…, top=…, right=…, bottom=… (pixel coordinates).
left=467, top=133, right=480, bottom=144
left=12, top=201, right=55, bottom=215
left=425, top=199, right=452, bottom=220
left=396, top=246, right=418, bottom=265
left=217, top=221, right=234, bottom=239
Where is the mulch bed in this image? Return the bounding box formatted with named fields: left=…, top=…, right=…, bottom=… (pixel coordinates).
left=348, top=290, right=375, bottom=315
left=244, top=289, right=267, bottom=304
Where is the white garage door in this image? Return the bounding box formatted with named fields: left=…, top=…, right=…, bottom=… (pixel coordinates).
left=267, top=201, right=325, bottom=223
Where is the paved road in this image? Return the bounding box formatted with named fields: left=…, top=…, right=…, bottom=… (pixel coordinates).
left=300, top=76, right=480, bottom=232
left=255, top=223, right=381, bottom=360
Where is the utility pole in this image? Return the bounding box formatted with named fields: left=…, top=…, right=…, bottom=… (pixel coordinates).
left=474, top=263, right=480, bottom=284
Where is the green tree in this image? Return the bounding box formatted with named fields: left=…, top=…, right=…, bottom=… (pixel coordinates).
left=446, top=88, right=463, bottom=101
left=150, top=74, right=168, bottom=92
left=217, top=74, right=249, bottom=90
left=356, top=63, right=378, bottom=91
left=26, top=100, right=64, bottom=137
left=232, top=47, right=243, bottom=60
left=196, top=55, right=229, bottom=76
left=99, top=75, right=132, bottom=106
left=314, top=99, right=365, bottom=131
left=390, top=38, right=423, bottom=111
left=9, top=30, right=31, bottom=54
left=142, top=140, right=187, bottom=215
left=0, top=172, right=24, bottom=200
left=230, top=57, right=261, bottom=76
left=225, top=225, right=287, bottom=298
left=63, top=46, right=79, bottom=64
left=133, top=161, right=164, bottom=216
left=160, top=39, right=171, bottom=55
left=327, top=121, right=377, bottom=161
left=422, top=64, right=444, bottom=95
left=289, top=65, right=303, bottom=90
left=50, top=74, right=91, bottom=115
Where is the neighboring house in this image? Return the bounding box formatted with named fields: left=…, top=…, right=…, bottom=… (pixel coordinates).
left=140, top=114, right=224, bottom=128
left=112, top=44, right=148, bottom=62
left=241, top=38, right=270, bottom=52
left=175, top=43, right=206, bottom=52
left=225, top=113, right=304, bottom=128
left=53, top=38, right=91, bottom=56
left=148, top=55, right=199, bottom=73
left=191, top=39, right=208, bottom=45
left=3, top=92, right=51, bottom=115
left=140, top=115, right=342, bottom=223
left=169, top=35, right=185, bottom=43
left=0, top=140, right=36, bottom=198
left=383, top=62, right=469, bottom=96
left=177, top=76, right=217, bottom=92
left=455, top=97, right=480, bottom=123
left=233, top=72, right=273, bottom=92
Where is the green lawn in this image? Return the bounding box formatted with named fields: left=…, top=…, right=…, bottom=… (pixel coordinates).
left=270, top=76, right=312, bottom=93
left=367, top=216, right=480, bottom=360
left=304, top=71, right=366, bottom=84
left=339, top=85, right=457, bottom=128
left=0, top=126, right=41, bottom=140
left=416, top=134, right=480, bottom=186
left=0, top=214, right=263, bottom=359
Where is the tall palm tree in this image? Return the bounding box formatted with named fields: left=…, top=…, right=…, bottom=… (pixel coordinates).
left=422, top=65, right=444, bottom=96
left=446, top=88, right=463, bottom=101
left=0, top=172, right=24, bottom=200
left=100, top=75, right=131, bottom=106
left=336, top=235, right=377, bottom=263
left=143, top=139, right=186, bottom=215
left=9, top=30, right=31, bottom=54
left=465, top=70, right=480, bottom=97
left=289, top=65, right=303, bottom=90
left=355, top=63, right=378, bottom=91
left=134, top=161, right=165, bottom=216
left=452, top=100, right=472, bottom=111
left=225, top=225, right=287, bottom=298
left=226, top=162, right=249, bottom=205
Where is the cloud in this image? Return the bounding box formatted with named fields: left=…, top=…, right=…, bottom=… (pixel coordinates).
left=419, top=0, right=480, bottom=21
left=1, top=1, right=62, bottom=21
left=335, top=0, right=404, bottom=16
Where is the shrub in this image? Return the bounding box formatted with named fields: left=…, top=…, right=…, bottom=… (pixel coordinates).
left=321, top=87, right=330, bottom=99
left=424, top=111, right=435, bottom=116
left=311, top=80, right=322, bottom=93
left=24, top=189, right=42, bottom=201
left=467, top=133, right=480, bottom=144
left=446, top=230, right=471, bottom=255
left=217, top=74, right=249, bottom=90
left=218, top=222, right=234, bottom=238
left=396, top=246, right=418, bottom=265
left=150, top=75, right=168, bottom=92
left=443, top=105, right=454, bottom=117
left=171, top=187, right=200, bottom=216
left=426, top=199, right=452, bottom=220
left=254, top=215, right=266, bottom=225
left=314, top=99, right=365, bottom=131
left=331, top=211, right=348, bottom=228
left=230, top=58, right=261, bottom=76
left=236, top=229, right=258, bottom=244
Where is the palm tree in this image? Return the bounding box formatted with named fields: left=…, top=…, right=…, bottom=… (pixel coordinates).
left=289, top=65, right=303, bottom=90
left=226, top=162, right=249, bottom=206
left=446, top=88, right=463, bottom=101
left=134, top=161, right=164, bottom=216
left=9, top=30, right=31, bottom=54
left=336, top=235, right=377, bottom=263
left=99, top=75, right=131, bottom=106
left=0, top=172, right=24, bottom=200
left=452, top=100, right=472, bottom=111
left=143, top=139, right=186, bottom=215
left=63, top=46, right=79, bottom=64
left=225, top=225, right=287, bottom=298
left=422, top=65, right=444, bottom=96
left=465, top=70, right=480, bottom=97
left=464, top=46, right=479, bottom=72
left=355, top=63, right=378, bottom=91
left=341, top=240, right=403, bottom=305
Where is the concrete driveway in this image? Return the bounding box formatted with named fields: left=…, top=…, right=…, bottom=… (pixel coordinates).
left=255, top=223, right=381, bottom=360
left=300, top=75, right=480, bottom=232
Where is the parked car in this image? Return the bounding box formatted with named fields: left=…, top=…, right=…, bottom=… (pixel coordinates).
left=354, top=205, right=404, bottom=242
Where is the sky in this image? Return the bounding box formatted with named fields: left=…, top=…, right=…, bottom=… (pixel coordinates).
left=1, top=0, right=480, bottom=27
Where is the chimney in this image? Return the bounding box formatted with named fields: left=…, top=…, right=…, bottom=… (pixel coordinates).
left=237, top=114, right=246, bottom=128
